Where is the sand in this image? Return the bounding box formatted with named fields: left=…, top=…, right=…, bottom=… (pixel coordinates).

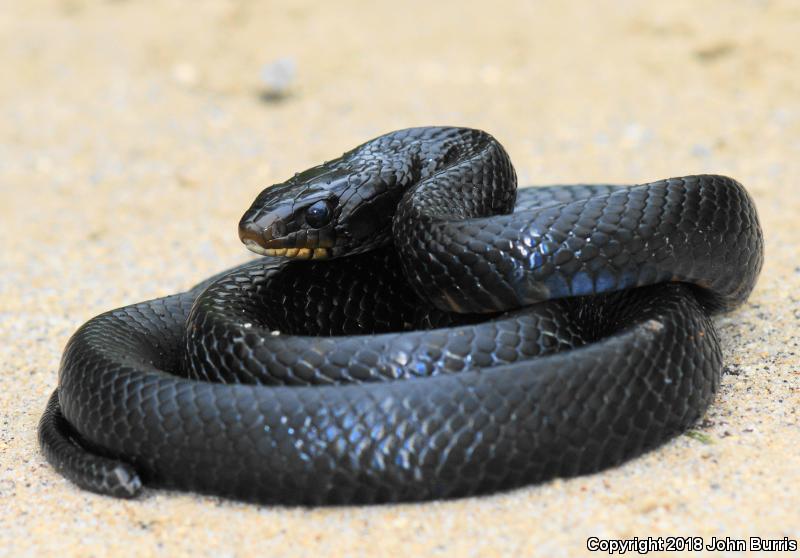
left=1, top=1, right=798, bottom=556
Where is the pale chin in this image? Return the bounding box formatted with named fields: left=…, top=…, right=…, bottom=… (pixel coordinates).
left=242, top=238, right=269, bottom=256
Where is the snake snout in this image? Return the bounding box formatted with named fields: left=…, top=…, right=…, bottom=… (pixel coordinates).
left=239, top=214, right=290, bottom=252
left=238, top=218, right=272, bottom=255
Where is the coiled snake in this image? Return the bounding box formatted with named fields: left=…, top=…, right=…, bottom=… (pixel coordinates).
left=38, top=127, right=763, bottom=505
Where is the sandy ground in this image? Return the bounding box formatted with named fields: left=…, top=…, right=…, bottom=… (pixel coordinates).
left=1, top=1, right=799, bottom=556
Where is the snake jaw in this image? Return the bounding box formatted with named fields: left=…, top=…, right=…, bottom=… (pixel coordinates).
left=241, top=238, right=330, bottom=260
left=242, top=238, right=269, bottom=256
left=262, top=247, right=330, bottom=259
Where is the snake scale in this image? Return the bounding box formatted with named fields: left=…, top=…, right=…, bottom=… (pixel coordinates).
left=38, top=127, right=763, bottom=505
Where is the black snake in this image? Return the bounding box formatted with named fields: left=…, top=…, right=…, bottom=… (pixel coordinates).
left=38, top=127, right=764, bottom=505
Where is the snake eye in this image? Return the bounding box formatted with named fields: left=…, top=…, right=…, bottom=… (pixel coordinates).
left=305, top=200, right=333, bottom=228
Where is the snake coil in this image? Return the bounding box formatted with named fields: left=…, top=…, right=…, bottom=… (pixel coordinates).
left=39, top=127, right=763, bottom=505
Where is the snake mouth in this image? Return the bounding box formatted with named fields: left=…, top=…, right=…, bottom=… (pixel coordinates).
left=262, top=247, right=330, bottom=259
left=240, top=219, right=333, bottom=259
left=242, top=238, right=330, bottom=259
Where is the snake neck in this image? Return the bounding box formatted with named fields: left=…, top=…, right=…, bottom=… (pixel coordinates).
left=335, top=127, right=507, bottom=257
left=391, top=130, right=518, bottom=313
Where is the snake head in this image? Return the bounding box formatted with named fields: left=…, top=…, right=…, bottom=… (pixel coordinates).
left=239, top=162, right=400, bottom=260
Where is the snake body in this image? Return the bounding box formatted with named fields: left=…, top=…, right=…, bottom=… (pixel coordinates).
left=38, top=127, right=763, bottom=505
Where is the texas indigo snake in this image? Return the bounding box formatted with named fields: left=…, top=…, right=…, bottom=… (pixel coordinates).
left=38, top=127, right=763, bottom=505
